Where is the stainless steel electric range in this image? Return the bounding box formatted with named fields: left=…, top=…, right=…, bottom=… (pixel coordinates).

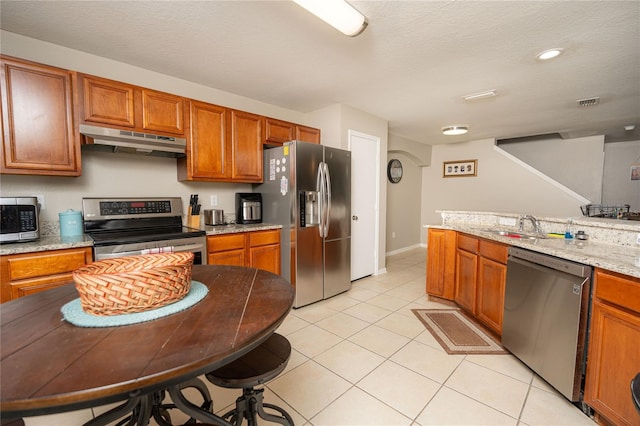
left=82, top=197, right=206, bottom=264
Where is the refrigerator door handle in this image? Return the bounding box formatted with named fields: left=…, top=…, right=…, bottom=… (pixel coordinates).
left=323, top=162, right=331, bottom=238
left=316, top=162, right=325, bottom=238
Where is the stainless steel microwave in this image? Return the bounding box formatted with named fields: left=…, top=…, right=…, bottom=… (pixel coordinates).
left=0, top=197, right=40, bottom=243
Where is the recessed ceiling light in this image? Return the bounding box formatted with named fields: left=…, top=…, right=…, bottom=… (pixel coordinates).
left=442, top=125, right=468, bottom=136
left=463, top=90, right=497, bottom=101
left=536, top=48, right=564, bottom=61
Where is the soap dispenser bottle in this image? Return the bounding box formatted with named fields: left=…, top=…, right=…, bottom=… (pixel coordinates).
left=564, top=219, right=574, bottom=239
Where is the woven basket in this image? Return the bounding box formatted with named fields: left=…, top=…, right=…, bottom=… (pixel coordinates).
left=72, top=252, right=194, bottom=316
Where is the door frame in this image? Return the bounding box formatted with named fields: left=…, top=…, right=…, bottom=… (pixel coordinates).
left=348, top=129, right=381, bottom=276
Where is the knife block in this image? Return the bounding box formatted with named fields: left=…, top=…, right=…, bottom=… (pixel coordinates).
left=187, top=214, right=201, bottom=229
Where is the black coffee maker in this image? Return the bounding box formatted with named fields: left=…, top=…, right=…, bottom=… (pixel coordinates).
left=235, top=193, right=262, bottom=224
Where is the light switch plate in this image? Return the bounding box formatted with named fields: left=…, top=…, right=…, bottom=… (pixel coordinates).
left=499, top=217, right=517, bottom=226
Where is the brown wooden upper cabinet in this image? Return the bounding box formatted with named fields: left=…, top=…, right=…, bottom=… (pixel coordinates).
left=178, top=102, right=263, bottom=183
left=296, top=124, right=321, bottom=144
left=0, top=55, right=81, bottom=176
left=77, top=73, right=186, bottom=136
left=264, top=117, right=320, bottom=146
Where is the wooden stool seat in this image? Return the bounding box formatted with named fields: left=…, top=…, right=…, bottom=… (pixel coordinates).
left=206, top=333, right=293, bottom=425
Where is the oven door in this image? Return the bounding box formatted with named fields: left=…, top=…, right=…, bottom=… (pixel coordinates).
left=93, top=236, right=207, bottom=265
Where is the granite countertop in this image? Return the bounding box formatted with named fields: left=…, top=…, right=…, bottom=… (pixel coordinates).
left=0, top=223, right=283, bottom=256
left=0, top=235, right=94, bottom=256
left=203, top=223, right=282, bottom=236
left=427, top=223, right=640, bottom=279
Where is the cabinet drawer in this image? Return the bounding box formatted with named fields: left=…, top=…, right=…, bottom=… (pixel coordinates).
left=479, top=240, right=508, bottom=264
left=207, top=234, right=246, bottom=252
left=594, top=269, right=640, bottom=314
left=6, top=248, right=91, bottom=280
left=457, top=233, right=478, bottom=253
left=249, top=230, right=280, bottom=247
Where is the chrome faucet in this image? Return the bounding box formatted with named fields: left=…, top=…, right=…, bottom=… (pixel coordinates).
left=519, top=215, right=543, bottom=234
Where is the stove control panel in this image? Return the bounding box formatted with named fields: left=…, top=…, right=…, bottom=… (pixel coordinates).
left=82, top=197, right=183, bottom=220
left=99, top=200, right=172, bottom=216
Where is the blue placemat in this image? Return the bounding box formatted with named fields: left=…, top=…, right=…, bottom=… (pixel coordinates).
left=61, top=281, right=208, bottom=328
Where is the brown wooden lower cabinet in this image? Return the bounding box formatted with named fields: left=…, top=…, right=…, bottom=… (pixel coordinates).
left=207, top=229, right=280, bottom=275
left=0, top=247, right=93, bottom=303
left=426, top=228, right=456, bottom=299
left=428, top=230, right=507, bottom=336
left=584, top=269, right=640, bottom=426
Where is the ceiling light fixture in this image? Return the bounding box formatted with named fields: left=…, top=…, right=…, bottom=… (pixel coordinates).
left=463, top=90, right=497, bottom=101
left=442, top=125, right=468, bottom=136
left=625, top=125, right=636, bottom=131
left=292, top=0, right=368, bottom=37
left=536, top=48, right=564, bottom=61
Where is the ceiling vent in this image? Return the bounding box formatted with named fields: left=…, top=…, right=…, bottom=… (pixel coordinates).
left=577, top=97, right=600, bottom=107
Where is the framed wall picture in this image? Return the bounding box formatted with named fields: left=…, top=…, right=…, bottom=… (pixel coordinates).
left=443, top=159, right=477, bottom=177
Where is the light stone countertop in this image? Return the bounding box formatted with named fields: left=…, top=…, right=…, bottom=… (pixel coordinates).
left=427, top=211, right=640, bottom=279
left=0, top=235, right=94, bottom=256
left=0, top=223, right=283, bottom=256
left=203, top=223, right=282, bottom=236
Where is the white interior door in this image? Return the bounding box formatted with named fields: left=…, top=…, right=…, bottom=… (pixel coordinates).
left=349, top=131, right=379, bottom=281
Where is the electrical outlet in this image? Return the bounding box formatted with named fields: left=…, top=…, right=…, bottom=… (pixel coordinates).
left=35, top=194, right=45, bottom=210
left=499, top=217, right=517, bottom=226
left=636, top=233, right=640, bottom=245
left=210, top=195, right=218, bottom=207
left=392, top=232, right=396, bottom=238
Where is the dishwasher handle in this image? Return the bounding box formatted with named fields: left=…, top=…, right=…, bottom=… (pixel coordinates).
left=508, top=247, right=591, bottom=278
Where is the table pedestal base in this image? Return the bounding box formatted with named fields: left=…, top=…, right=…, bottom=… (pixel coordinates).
left=85, top=378, right=214, bottom=426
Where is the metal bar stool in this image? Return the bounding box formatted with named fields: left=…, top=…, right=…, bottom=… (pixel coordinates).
left=205, top=333, right=294, bottom=426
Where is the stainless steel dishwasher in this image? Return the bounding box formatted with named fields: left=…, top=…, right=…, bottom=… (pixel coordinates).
left=502, top=247, right=592, bottom=402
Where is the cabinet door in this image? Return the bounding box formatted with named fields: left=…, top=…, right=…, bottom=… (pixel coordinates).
left=477, top=257, right=506, bottom=336
left=585, top=300, right=640, bottom=426
left=208, top=249, right=246, bottom=267
left=265, top=118, right=295, bottom=145
left=426, top=228, right=456, bottom=299
left=141, top=89, right=185, bottom=135
left=1, top=56, right=81, bottom=176
left=296, top=125, right=321, bottom=144
left=230, top=109, right=263, bottom=182
left=184, top=100, right=228, bottom=180
left=455, top=249, right=478, bottom=314
left=79, top=74, right=135, bottom=127
left=249, top=244, right=281, bottom=275
left=1, top=247, right=92, bottom=302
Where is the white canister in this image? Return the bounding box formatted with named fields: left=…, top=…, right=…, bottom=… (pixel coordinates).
left=59, top=209, right=83, bottom=237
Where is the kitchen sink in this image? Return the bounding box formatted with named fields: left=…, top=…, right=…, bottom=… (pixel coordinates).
left=482, top=229, right=546, bottom=239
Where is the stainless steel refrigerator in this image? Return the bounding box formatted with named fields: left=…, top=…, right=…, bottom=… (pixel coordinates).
left=255, top=141, right=351, bottom=308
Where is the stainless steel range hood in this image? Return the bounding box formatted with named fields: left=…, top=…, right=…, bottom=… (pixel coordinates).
left=79, top=124, right=186, bottom=157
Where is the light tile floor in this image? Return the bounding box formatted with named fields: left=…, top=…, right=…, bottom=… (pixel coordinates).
left=23, top=248, right=597, bottom=425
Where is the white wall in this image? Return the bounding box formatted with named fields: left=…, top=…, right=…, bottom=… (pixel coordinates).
left=499, top=135, right=604, bottom=203
left=1, top=152, right=250, bottom=224
left=602, top=140, right=640, bottom=210
left=420, top=138, right=587, bottom=244
left=386, top=151, right=422, bottom=253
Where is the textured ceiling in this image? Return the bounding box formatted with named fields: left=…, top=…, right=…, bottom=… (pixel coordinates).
left=1, top=1, right=639, bottom=145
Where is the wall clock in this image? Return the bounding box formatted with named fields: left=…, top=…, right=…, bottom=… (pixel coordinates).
left=387, top=159, right=403, bottom=183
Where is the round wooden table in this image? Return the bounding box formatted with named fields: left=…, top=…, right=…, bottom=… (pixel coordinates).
left=0, top=265, right=294, bottom=424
